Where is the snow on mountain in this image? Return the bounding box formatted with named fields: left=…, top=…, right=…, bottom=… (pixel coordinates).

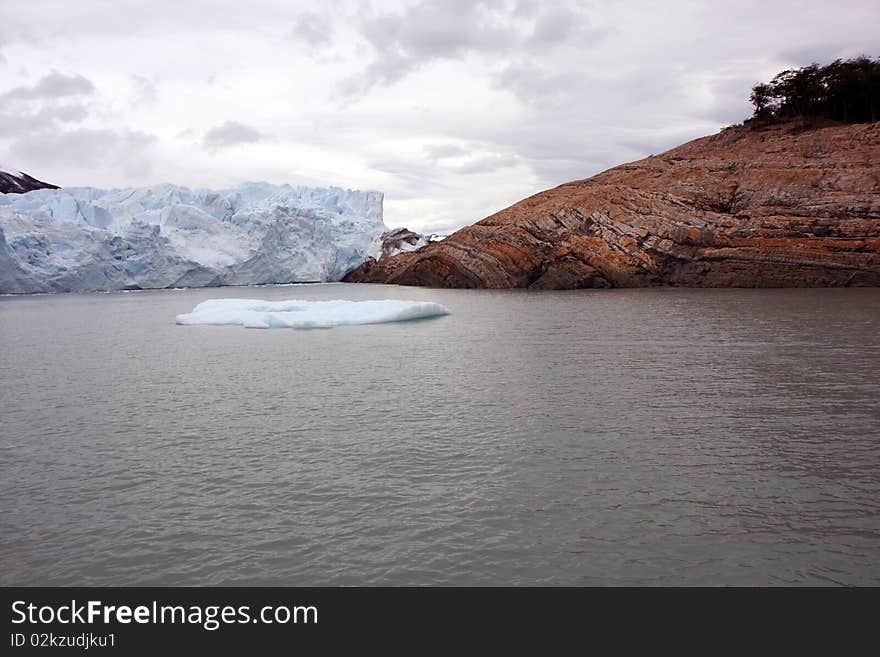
left=0, top=181, right=385, bottom=294
left=0, top=166, right=60, bottom=195
left=368, top=227, right=447, bottom=260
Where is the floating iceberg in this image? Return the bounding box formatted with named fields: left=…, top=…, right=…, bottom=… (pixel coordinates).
left=176, top=298, right=450, bottom=329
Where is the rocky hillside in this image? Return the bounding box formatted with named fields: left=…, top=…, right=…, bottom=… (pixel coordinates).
left=345, top=120, right=880, bottom=288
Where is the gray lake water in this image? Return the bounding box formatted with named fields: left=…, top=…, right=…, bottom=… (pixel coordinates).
left=1, top=284, right=879, bottom=586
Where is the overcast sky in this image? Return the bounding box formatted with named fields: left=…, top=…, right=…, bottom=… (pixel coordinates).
left=1, top=0, right=877, bottom=231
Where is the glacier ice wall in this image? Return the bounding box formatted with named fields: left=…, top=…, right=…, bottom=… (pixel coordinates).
left=0, top=182, right=385, bottom=293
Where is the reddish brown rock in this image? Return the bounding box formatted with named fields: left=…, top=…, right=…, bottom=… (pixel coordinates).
left=345, top=120, right=880, bottom=288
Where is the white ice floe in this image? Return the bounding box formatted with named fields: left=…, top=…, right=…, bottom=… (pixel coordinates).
left=176, top=298, right=450, bottom=329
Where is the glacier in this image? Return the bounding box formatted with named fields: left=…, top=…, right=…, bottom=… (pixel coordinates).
left=0, top=182, right=386, bottom=294
left=176, top=298, right=450, bottom=329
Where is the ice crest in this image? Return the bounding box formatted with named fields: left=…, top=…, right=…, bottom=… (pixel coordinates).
left=175, top=298, right=450, bottom=329
left=0, top=182, right=385, bottom=294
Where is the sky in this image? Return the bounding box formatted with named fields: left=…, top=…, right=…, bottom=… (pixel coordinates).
left=1, top=0, right=877, bottom=232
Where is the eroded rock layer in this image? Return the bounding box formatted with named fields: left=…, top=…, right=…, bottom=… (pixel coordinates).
left=345, top=120, right=880, bottom=288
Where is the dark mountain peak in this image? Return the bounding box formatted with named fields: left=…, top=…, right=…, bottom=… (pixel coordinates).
left=0, top=168, right=60, bottom=194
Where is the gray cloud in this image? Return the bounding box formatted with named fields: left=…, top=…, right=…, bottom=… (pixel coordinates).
left=291, top=12, right=333, bottom=48
left=492, top=64, right=582, bottom=110
left=700, top=76, right=758, bottom=124
left=130, top=75, right=158, bottom=105
left=0, top=1, right=308, bottom=46
left=423, top=143, right=469, bottom=160
left=0, top=71, right=95, bottom=142
left=8, top=128, right=156, bottom=171
left=777, top=43, right=874, bottom=68
left=203, top=121, right=265, bottom=150
left=0, top=104, right=91, bottom=139
left=512, top=0, right=542, bottom=17
left=0, top=68, right=157, bottom=182
left=422, top=143, right=518, bottom=174
left=342, top=0, right=600, bottom=96
left=451, top=153, right=518, bottom=175
left=528, top=8, right=574, bottom=46
left=0, top=71, right=94, bottom=102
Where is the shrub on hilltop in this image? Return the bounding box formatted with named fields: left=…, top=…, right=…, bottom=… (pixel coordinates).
left=749, top=56, right=880, bottom=124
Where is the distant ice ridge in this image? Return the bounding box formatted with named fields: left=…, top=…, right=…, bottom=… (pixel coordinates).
left=0, top=182, right=385, bottom=294
left=176, top=298, right=450, bottom=329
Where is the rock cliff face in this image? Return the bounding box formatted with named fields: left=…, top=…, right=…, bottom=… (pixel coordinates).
left=345, top=120, right=880, bottom=288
